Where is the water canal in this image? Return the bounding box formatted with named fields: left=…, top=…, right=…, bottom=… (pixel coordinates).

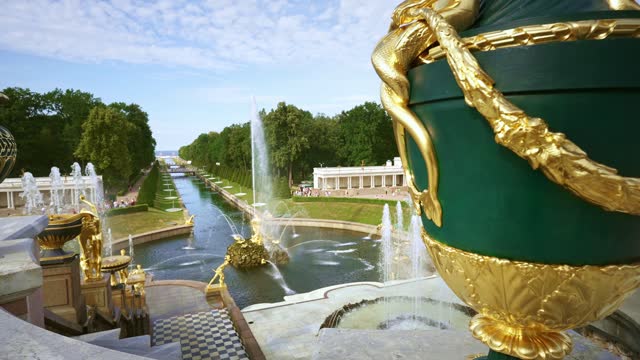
left=134, top=174, right=382, bottom=309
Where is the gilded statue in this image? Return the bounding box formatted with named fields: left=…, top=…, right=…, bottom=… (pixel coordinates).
left=207, top=255, right=231, bottom=288
left=249, top=217, right=263, bottom=245
left=78, top=195, right=103, bottom=281
left=127, top=264, right=147, bottom=295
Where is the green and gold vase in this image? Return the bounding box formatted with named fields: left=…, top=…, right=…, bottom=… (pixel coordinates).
left=373, top=1, right=640, bottom=359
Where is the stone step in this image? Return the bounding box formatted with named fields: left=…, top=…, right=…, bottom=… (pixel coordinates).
left=143, top=342, right=182, bottom=360
left=73, top=328, right=121, bottom=343
left=89, top=335, right=152, bottom=357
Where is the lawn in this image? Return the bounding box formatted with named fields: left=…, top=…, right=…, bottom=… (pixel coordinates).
left=205, top=173, right=413, bottom=226
left=106, top=207, right=186, bottom=240
left=272, top=199, right=412, bottom=226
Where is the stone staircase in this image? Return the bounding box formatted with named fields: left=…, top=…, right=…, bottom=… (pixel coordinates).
left=74, top=329, right=182, bottom=360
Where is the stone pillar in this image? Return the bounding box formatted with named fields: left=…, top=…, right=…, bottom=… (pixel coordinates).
left=313, top=173, right=319, bottom=189
left=348, top=177, right=352, bottom=190
left=321, top=177, right=326, bottom=190
left=382, top=175, right=386, bottom=187
left=335, top=177, right=339, bottom=190
left=81, top=274, right=114, bottom=319
left=370, top=175, right=374, bottom=188
left=7, top=192, right=14, bottom=209
left=359, top=175, right=364, bottom=189
left=42, top=256, right=87, bottom=325
left=393, top=175, right=397, bottom=187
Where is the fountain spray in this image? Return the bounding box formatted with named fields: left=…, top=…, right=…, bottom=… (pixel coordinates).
left=48, top=167, right=64, bottom=214
left=20, top=172, right=43, bottom=215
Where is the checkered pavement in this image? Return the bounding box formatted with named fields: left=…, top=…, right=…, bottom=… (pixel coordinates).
left=152, top=309, right=248, bottom=360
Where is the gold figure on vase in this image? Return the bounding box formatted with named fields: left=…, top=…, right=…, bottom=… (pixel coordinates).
left=78, top=195, right=103, bottom=281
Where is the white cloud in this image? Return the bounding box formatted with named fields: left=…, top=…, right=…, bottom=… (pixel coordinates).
left=0, top=0, right=396, bottom=71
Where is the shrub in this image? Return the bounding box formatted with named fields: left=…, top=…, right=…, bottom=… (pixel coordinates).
left=136, top=162, right=159, bottom=206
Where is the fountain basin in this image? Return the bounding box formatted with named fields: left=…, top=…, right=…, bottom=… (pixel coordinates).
left=320, top=296, right=640, bottom=359
left=321, top=296, right=473, bottom=331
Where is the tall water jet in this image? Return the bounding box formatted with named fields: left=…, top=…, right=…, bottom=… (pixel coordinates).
left=395, top=201, right=403, bottom=231
left=128, top=234, right=135, bottom=269
left=48, top=167, right=64, bottom=214
left=20, top=172, right=43, bottom=215
left=250, top=97, right=273, bottom=209
left=85, top=162, right=103, bottom=212
left=105, top=228, right=113, bottom=257
left=409, top=214, right=422, bottom=323
left=379, top=203, right=393, bottom=326
left=380, top=204, right=393, bottom=283
left=70, top=162, right=85, bottom=211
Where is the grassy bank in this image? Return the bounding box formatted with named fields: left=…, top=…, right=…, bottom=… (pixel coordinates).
left=271, top=199, right=412, bottom=227
left=202, top=172, right=412, bottom=226
left=106, top=207, right=186, bottom=240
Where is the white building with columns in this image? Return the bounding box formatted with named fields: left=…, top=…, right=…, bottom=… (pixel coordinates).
left=313, top=157, right=406, bottom=190
left=0, top=176, right=103, bottom=210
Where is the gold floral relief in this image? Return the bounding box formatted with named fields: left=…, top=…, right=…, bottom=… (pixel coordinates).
left=423, top=232, right=640, bottom=359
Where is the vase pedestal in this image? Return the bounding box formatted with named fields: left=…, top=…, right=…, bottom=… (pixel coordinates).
left=42, top=255, right=86, bottom=325
left=81, top=274, right=113, bottom=319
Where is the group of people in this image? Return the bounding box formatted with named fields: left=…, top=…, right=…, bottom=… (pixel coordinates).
left=293, top=186, right=319, bottom=197
left=109, top=198, right=136, bottom=209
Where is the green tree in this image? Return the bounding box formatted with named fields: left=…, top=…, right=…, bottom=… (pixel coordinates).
left=263, top=102, right=312, bottom=187
left=336, top=102, right=397, bottom=166
left=109, top=102, right=156, bottom=179
left=75, top=106, right=133, bottom=189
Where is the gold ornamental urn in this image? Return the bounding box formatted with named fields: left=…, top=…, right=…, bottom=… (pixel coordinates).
left=372, top=1, right=640, bottom=359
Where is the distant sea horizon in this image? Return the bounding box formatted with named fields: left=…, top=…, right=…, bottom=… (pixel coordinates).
left=155, top=150, right=178, bottom=156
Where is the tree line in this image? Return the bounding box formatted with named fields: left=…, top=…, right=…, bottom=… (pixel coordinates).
left=0, top=87, right=156, bottom=191
left=179, top=101, right=397, bottom=188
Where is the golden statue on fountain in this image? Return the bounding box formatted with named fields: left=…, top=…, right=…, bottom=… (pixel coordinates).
left=78, top=195, right=103, bottom=281
left=224, top=215, right=289, bottom=269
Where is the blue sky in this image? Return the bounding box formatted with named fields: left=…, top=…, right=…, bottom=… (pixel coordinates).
left=0, top=0, right=397, bottom=150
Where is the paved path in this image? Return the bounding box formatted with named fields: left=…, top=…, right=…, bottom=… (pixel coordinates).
left=146, top=283, right=248, bottom=360
left=116, top=169, right=150, bottom=204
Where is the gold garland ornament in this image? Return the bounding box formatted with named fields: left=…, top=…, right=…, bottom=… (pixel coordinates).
left=372, top=0, right=640, bottom=228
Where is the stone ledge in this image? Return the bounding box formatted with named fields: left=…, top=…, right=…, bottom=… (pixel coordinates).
left=0, top=215, right=48, bottom=242
left=0, top=308, right=148, bottom=360
left=112, top=225, right=193, bottom=251
left=0, top=238, right=42, bottom=303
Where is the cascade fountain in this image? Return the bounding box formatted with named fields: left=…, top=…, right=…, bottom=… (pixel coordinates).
left=48, top=167, right=64, bottom=214
left=70, top=162, right=84, bottom=212
left=20, top=172, right=43, bottom=215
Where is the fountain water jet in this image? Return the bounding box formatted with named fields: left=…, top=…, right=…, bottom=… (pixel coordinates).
left=20, top=172, right=43, bottom=215
left=85, top=163, right=103, bottom=211
left=70, top=162, right=84, bottom=212
left=105, top=228, right=113, bottom=257
left=48, top=167, right=64, bottom=214
left=265, top=260, right=296, bottom=295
